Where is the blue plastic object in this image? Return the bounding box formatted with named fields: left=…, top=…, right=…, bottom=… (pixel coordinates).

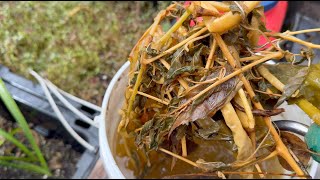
left=261, top=1, right=278, bottom=12
left=305, top=123, right=320, bottom=163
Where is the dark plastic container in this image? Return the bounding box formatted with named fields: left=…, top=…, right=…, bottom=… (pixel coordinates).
left=0, top=65, right=100, bottom=179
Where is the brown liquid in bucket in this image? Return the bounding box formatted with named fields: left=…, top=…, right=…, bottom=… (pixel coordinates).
left=113, top=118, right=286, bottom=179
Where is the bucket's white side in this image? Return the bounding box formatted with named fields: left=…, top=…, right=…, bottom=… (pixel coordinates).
left=99, top=61, right=130, bottom=179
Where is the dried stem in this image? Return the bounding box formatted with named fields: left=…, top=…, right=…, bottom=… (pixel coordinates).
left=286, top=28, right=320, bottom=35
left=268, top=33, right=320, bottom=49
left=181, top=136, right=187, bottom=157
left=126, top=63, right=146, bottom=126
left=254, top=164, right=265, bottom=178
left=238, top=88, right=255, bottom=132
left=159, top=148, right=199, bottom=168
left=254, top=89, right=282, bottom=97
left=240, top=55, right=263, bottom=62
left=214, top=33, right=305, bottom=176
left=220, top=170, right=310, bottom=178
left=184, top=33, right=211, bottom=52
left=143, top=27, right=208, bottom=65
left=128, top=89, right=169, bottom=105
left=257, top=65, right=285, bottom=91
left=170, top=51, right=283, bottom=115
left=205, top=39, right=217, bottom=69
left=157, top=7, right=192, bottom=47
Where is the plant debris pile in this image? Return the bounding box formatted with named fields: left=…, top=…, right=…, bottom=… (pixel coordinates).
left=115, top=1, right=320, bottom=179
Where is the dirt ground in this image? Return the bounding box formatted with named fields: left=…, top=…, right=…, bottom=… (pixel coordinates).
left=0, top=116, right=81, bottom=179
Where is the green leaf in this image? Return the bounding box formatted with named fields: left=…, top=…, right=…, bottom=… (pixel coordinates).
left=275, top=67, right=309, bottom=107
left=0, top=160, right=51, bottom=175
left=0, top=156, right=37, bottom=162
left=0, top=128, right=36, bottom=160
left=9, top=128, right=23, bottom=136
left=0, top=78, right=51, bottom=175
left=0, top=136, right=4, bottom=147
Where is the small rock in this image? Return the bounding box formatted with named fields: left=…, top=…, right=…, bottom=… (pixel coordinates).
left=49, top=152, right=63, bottom=170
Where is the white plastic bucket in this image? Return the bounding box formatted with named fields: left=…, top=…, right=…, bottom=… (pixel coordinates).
left=98, top=61, right=129, bottom=179
left=99, top=61, right=318, bottom=179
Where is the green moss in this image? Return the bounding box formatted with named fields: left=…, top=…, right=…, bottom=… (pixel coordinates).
left=0, top=1, right=171, bottom=104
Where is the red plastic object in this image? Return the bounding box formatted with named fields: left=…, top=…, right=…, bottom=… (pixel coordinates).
left=258, top=1, right=288, bottom=46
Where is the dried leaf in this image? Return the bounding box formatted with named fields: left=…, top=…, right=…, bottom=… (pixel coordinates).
left=275, top=67, right=309, bottom=107
left=229, top=4, right=242, bottom=15
left=192, top=45, right=210, bottom=66
left=146, top=44, right=160, bottom=56
left=233, top=101, right=285, bottom=117
left=193, top=5, right=220, bottom=18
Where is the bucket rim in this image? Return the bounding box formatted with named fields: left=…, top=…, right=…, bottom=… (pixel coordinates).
left=99, top=61, right=130, bottom=179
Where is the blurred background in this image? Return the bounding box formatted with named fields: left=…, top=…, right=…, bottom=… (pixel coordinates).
left=0, top=1, right=170, bottom=106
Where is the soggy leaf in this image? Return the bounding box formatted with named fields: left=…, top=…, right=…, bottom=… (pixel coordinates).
left=196, top=117, right=221, bottom=140
left=223, top=31, right=239, bottom=46
left=263, top=64, right=320, bottom=108
left=136, top=116, right=174, bottom=151
left=278, top=132, right=310, bottom=171
left=191, top=45, right=210, bottom=67
left=275, top=67, right=309, bottom=107
left=166, top=66, right=201, bottom=81
left=170, top=65, right=241, bottom=132
left=196, top=159, right=231, bottom=172
left=233, top=101, right=285, bottom=117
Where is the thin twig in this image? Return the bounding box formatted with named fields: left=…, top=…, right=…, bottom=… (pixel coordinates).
left=143, top=27, right=208, bottom=65
left=159, top=148, right=199, bottom=168
left=254, top=89, right=282, bottom=97
left=184, top=33, right=211, bottom=52
left=170, top=51, right=283, bottom=115
left=181, top=136, right=187, bottom=157
left=128, top=89, right=169, bottom=105
left=205, top=39, right=217, bottom=69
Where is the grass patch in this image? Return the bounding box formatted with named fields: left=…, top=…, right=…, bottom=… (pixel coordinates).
left=0, top=1, right=171, bottom=105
